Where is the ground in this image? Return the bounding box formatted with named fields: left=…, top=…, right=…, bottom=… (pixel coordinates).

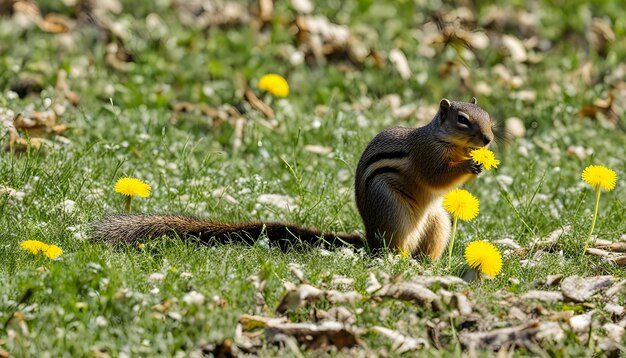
left=1, top=0, right=625, bottom=356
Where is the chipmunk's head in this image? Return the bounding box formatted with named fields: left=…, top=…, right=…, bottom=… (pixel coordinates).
left=436, top=97, right=494, bottom=150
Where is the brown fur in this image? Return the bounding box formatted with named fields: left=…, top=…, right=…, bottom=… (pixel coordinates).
left=92, top=214, right=363, bottom=250
left=93, top=99, right=493, bottom=259
left=354, top=98, right=493, bottom=259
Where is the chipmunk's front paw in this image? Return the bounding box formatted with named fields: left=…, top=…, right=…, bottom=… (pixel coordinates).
left=469, top=161, right=484, bottom=175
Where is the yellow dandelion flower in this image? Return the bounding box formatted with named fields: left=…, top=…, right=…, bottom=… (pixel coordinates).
left=465, top=241, right=502, bottom=278
left=20, top=240, right=48, bottom=255
left=258, top=74, right=289, bottom=97
left=115, top=177, right=151, bottom=198
left=470, top=147, right=500, bottom=170
left=44, top=245, right=63, bottom=259
left=443, top=189, right=480, bottom=221
left=581, top=165, right=617, bottom=254
left=20, top=240, right=62, bottom=259
left=582, top=165, right=617, bottom=192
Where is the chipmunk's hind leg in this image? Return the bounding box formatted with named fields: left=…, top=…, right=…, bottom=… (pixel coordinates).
left=415, top=207, right=451, bottom=260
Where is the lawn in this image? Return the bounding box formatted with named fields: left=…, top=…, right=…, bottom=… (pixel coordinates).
left=1, top=0, right=625, bottom=356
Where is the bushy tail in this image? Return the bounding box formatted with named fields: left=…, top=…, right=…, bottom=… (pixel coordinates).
left=91, top=214, right=364, bottom=250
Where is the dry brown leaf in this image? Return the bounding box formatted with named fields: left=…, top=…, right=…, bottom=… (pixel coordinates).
left=239, top=314, right=288, bottom=330
left=39, top=13, right=73, bottom=33
left=604, top=279, right=626, bottom=299
left=291, top=0, right=313, bottom=14
left=389, top=48, right=411, bottom=80
left=561, top=275, right=614, bottom=302
left=325, top=290, right=362, bottom=304
left=173, top=0, right=249, bottom=29
left=412, top=275, right=466, bottom=288
left=265, top=321, right=360, bottom=351
left=295, top=15, right=372, bottom=66
left=13, top=1, right=73, bottom=32
left=244, top=88, right=274, bottom=118
left=315, top=306, right=356, bottom=324
left=200, top=339, right=236, bottom=357
left=375, top=282, right=442, bottom=310
left=588, top=18, right=615, bottom=56
left=452, top=293, right=472, bottom=316
left=501, top=34, right=527, bottom=62
left=544, top=275, right=563, bottom=286
left=303, top=144, right=333, bottom=156
left=151, top=299, right=173, bottom=313
left=365, top=272, right=382, bottom=294
left=613, top=256, right=626, bottom=267
left=55, top=70, right=80, bottom=106
left=247, top=271, right=267, bottom=315
left=460, top=321, right=564, bottom=350
left=521, top=290, right=564, bottom=302
left=254, top=0, right=273, bottom=22
left=275, top=284, right=323, bottom=314
left=595, top=242, right=626, bottom=252
left=373, top=326, right=429, bottom=353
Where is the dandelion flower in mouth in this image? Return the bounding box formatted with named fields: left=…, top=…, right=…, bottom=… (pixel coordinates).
left=258, top=74, right=289, bottom=97
left=114, top=178, right=151, bottom=198
left=470, top=147, right=500, bottom=170
left=465, top=241, right=502, bottom=278
left=443, top=188, right=480, bottom=221
left=582, top=165, right=616, bottom=192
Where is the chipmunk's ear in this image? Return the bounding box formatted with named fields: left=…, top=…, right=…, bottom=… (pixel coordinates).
left=439, top=98, right=451, bottom=121
left=470, top=97, right=477, bottom=104
left=439, top=98, right=451, bottom=110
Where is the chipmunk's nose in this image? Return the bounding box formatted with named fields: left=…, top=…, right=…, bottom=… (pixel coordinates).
left=482, top=134, right=493, bottom=146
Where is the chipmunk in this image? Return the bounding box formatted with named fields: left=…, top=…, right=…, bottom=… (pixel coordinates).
left=93, top=98, right=494, bottom=259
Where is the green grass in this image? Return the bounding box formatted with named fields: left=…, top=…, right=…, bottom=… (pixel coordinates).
left=1, top=0, right=626, bottom=356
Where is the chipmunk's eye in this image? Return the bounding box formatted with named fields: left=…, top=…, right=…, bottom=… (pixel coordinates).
left=457, top=115, right=470, bottom=126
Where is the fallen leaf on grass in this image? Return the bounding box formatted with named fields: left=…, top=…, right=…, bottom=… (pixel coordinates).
left=612, top=255, right=626, bottom=266
left=314, top=306, right=356, bottom=324
left=374, top=282, right=442, bottom=310
left=173, top=0, right=249, bottom=29
left=303, top=144, right=333, bottom=155
left=275, top=284, right=323, bottom=314
left=561, top=275, right=614, bottom=302
left=244, top=88, right=274, bottom=118
left=544, top=274, right=563, bottom=286
left=521, top=290, right=564, bottom=302
left=372, top=326, right=429, bottom=353
left=594, top=241, right=626, bottom=252
left=365, top=272, right=382, bottom=294
left=265, top=321, right=360, bottom=351
left=151, top=299, right=173, bottom=313
left=295, top=15, right=372, bottom=66
left=411, top=275, right=467, bottom=288
left=200, top=339, right=237, bottom=358
left=460, top=321, right=564, bottom=350
left=389, top=48, right=411, bottom=80
left=325, top=290, right=362, bottom=304
left=239, top=314, right=288, bottom=330
left=275, top=283, right=361, bottom=314
left=452, top=293, right=472, bottom=316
